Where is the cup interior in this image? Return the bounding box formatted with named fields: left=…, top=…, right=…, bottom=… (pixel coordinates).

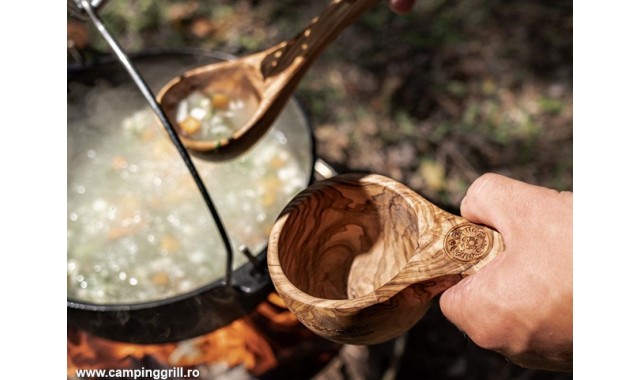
left=276, top=176, right=420, bottom=300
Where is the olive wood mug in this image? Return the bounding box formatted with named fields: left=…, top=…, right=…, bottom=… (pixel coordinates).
left=267, top=173, right=504, bottom=345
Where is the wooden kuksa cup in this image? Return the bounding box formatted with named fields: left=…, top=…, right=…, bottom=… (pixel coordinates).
left=268, top=173, right=504, bottom=345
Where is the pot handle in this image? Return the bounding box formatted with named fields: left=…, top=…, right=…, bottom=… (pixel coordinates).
left=314, top=158, right=338, bottom=180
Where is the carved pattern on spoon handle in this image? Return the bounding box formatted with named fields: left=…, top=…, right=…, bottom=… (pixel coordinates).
left=260, top=0, right=380, bottom=79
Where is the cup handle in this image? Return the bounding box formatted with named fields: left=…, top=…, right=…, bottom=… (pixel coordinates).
left=405, top=196, right=505, bottom=280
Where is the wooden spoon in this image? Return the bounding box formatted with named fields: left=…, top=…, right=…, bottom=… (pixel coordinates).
left=157, top=0, right=380, bottom=161
left=267, top=173, right=504, bottom=345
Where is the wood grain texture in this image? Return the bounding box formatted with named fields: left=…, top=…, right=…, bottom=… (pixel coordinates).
left=268, top=173, right=504, bottom=345
left=157, top=0, right=380, bottom=161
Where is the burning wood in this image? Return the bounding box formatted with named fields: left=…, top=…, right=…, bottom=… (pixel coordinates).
left=166, top=319, right=276, bottom=375
left=68, top=293, right=340, bottom=379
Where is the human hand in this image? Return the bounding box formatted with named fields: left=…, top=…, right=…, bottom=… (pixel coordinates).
left=439, top=173, right=573, bottom=371
left=388, top=0, right=417, bottom=14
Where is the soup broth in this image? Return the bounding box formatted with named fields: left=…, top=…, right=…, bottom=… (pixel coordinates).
left=67, top=81, right=311, bottom=304
left=175, top=90, right=258, bottom=141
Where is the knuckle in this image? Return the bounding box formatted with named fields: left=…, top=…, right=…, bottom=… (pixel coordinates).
left=467, top=173, right=502, bottom=200
left=461, top=173, right=503, bottom=218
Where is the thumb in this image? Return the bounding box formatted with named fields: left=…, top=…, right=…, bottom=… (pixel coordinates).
left=459, top=173, right=525, bottom=233
left=459, top=172, right=560, bottom=235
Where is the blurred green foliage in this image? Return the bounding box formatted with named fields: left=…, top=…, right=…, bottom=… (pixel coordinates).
left=69, top=0, right=572, bottom=207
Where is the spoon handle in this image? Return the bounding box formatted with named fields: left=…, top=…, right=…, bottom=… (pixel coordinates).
left=259, top=0, right=380, bottom=79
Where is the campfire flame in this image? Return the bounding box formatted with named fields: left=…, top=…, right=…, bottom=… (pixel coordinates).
left=68, top=293, right=338, bottom=379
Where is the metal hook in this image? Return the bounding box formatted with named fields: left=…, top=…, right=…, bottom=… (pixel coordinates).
left=68, top=0, right=109, bottom=19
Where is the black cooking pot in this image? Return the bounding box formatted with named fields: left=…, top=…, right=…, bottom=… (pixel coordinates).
left=67, top=49, right=317, bottom=344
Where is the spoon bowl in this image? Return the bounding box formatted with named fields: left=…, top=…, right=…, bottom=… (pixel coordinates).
left=157, top=61, right=266, bottom=159
left=267, top=173, right=504, bottom=345
left=157, top=0, right=381, bottom=161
